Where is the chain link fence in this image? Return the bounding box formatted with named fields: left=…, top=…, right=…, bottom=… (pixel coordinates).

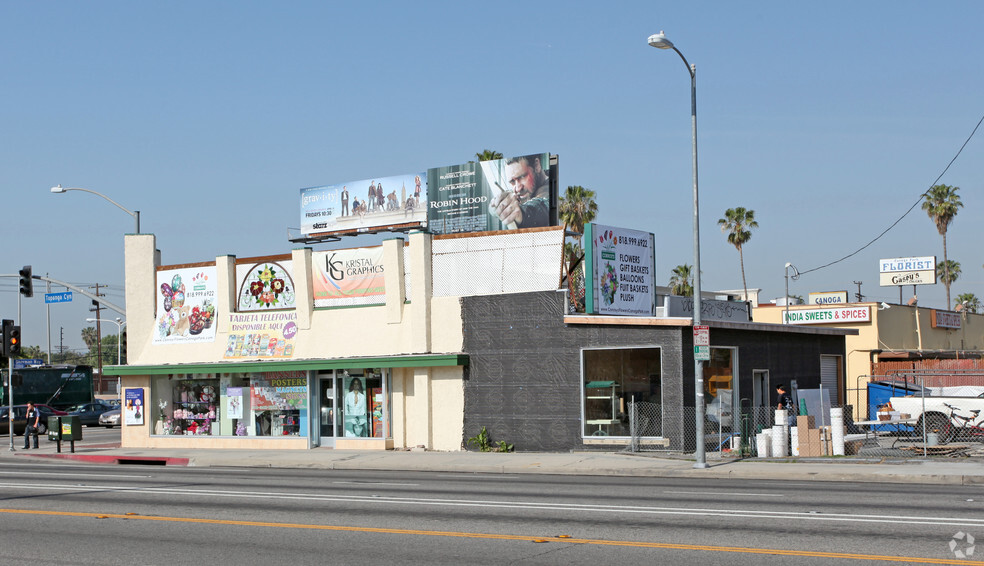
left=624, top=396, right=984, bottom=459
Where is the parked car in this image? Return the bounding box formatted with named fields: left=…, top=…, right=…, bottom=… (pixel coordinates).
left=0, top=404, right=69, bottom=435
left=98, top=408, right=121, bottom=428
left=66, top=401, right=116, bottom=427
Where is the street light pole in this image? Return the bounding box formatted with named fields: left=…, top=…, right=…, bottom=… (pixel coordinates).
left=50, top=185, right=140, bottom=234
left=784, top=263, right=800, bottom=324
left=649, top=31, right=707, bottom=468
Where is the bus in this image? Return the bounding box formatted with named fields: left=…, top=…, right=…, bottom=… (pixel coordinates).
left=1, top=365, right=94, bottom=410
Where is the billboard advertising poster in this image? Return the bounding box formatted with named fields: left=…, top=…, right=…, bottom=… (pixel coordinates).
left=782, top=306, right=870, bottom=325
left=224, top=311, right=298, bottom=359
left=584, top=223, right=656, bottom=316
left=250, top=371, right=308, bottom=410
left=300, top=172, right=427, bottom=235
left=426, top=153, right=555, bottom=235
left=124, top=388, right=144, bottom=426
left=312, top=247, right=386, bottom=307
left=236, top=259, right=296, bottom=312
left=225, top=387, right=244, bottom=419
left=154, top=266, right=218, bottom=344
left=878, top=256, right=937, bottom=287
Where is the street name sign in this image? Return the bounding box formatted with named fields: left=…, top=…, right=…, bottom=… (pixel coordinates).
left=45, top=291, right=73, bottom=304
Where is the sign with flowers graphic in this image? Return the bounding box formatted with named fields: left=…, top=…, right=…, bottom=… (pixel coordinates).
left=585, top=223, right=656, bottom=317
left=236, top=260, right=296, bottom=312
left=153, top=266, right=218, bottom=344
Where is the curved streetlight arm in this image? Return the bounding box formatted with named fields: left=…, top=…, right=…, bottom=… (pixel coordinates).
left=51, top=185, right=140, bottom=234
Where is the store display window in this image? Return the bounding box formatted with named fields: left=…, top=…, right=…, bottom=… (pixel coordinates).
left=151, top=371, right=309, bottom=437
left=581, top=347, right=662, bottom=438
left=339, top=369, right=390, bottom=438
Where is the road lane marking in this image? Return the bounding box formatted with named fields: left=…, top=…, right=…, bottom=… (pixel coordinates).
left=1, top=482, right=982, bottom=528
left=0, top=508, right=977, bottom=565
left=0, top=471, right=151, bottom=479
left=332, top=481, right=419, bottom=486
left=665, top=491, right=784, bottom=497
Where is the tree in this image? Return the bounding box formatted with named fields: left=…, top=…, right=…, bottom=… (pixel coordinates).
left=956, top=292, right=981, bottom=314
left=717, top=207, right=758, bottom=300
left=558, top=185, right=598, bottom=311
left=81, top=326, right=99, bottom=350
left=669, top=264, right=694, bottom=297
left=937, top=260, right=960, bottom=290
left=922, top=184, right=962, bottom=309
left=475, top=149, right=503, bottom=162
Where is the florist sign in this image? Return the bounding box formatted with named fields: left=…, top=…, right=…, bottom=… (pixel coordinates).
left=782, top=306, right=871, bottom=325
left=236, top=260, right=296, bottom=311
left=153, top=266, right=218, bottom=344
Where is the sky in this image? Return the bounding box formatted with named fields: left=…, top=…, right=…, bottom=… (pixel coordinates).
left=2, top=1, right=982, bottom=355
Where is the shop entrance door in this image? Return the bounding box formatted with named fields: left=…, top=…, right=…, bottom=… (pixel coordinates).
left=319, top=377, right=336, bottom=447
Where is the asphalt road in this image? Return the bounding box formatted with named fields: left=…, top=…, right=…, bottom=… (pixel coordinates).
left=1, top=459, right=982, bottom=565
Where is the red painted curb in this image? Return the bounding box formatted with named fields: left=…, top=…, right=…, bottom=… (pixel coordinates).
left=25, top=453, right=189, bottom=466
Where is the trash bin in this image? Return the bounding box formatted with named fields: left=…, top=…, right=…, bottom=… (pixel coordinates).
left=60, top=415, right=82, bottom=441
left=48, top=416, right=62, bottom=441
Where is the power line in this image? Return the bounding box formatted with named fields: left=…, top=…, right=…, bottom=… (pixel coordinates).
left=799, top=112, right=984, bottom=277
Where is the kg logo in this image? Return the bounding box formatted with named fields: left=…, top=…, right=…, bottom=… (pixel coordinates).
left=949, top=531, right=975, bottom=559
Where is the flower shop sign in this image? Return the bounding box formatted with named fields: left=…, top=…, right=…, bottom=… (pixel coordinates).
left=223, top=311, right=298, bottom=359
left=236, top=260, right=296, bottom=311
left=153, top=266, right=218, bottom=344
left=584, top=223, right=656, bottom=317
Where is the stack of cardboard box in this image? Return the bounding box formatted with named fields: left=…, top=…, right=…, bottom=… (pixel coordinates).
left=796, top=415, right=834, bottom=457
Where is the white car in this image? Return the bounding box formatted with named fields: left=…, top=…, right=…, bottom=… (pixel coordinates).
left=98, top=409, right=121, bottom=428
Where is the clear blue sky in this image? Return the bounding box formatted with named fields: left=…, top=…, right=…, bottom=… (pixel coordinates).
left=2, top=1, right=982, bottom=353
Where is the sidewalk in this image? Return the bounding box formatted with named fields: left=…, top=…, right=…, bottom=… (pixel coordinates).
left=4, top=439, right=984, bottom=485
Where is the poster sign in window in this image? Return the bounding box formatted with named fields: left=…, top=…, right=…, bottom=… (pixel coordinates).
left=124, top=388, right=144, bottom=426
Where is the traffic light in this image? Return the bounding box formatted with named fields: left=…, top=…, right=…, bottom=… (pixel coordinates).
left=2, top=319, right=15, bottom=357
left=19, top=265, right=33, bottom=298
left=7, top=324, right=21, bottom=356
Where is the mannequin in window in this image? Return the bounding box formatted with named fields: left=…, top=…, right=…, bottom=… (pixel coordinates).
left=344, top=377, right=368, bottom=437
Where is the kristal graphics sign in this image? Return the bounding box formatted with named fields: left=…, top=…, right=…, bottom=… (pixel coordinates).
left=879, top=256, right=937, bottom=286
left=782, top=306, right=871, bottom=325
left=584, top=224, right=655, bottom=316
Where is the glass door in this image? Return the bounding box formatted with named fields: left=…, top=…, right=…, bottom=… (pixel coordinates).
left=319, top=377, right=336, bottom=447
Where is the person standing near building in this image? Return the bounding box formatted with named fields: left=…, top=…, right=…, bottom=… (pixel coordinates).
left=776, top=384, right=796, bottom=426
left=23, top=402, right=41, bottom=449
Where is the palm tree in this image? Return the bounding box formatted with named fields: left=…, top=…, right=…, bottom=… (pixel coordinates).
left=669, top=264, right=694, bottom=297
left=956, top=292, right=981, bottom=314
left=475, top=149, right=503, bottom=162
left=717, top=207, right=758, bottom=300
left=937, top=260, right=960, bottom=291
left=922, top=184, right=962, bottom=309
left=558, top=185, right=598, bottom=310
left=81, top=326, right=99, bottom=350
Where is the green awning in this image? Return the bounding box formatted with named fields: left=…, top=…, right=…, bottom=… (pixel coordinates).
left=102, top=353, right=469, bottom=376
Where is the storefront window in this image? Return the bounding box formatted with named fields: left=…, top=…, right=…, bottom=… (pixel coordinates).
left=152, top=371, right=309, bottom=437
left=339, top=369, right=390, bottom=438
left=582, top=348, right=661, bottom=437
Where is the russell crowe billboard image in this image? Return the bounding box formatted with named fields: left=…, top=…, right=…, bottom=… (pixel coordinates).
left=426, top=153, right=557, bottom=234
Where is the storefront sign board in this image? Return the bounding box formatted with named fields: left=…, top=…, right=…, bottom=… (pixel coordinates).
left=782, top=306, right=870, bottom=325
left=236, top=260, right=296, bottom=311
left=584, top=223, right=656, bottom=316
left=312, top=247, right=386, bottom=307
left=224, top=311, right=298, bottom=358
left=153, top=266, right=218, bottom=344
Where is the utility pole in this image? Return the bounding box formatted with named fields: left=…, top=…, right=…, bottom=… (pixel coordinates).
left=89, top=284, right=103, bottom=393
left=852, top=281, right=864, bottom=303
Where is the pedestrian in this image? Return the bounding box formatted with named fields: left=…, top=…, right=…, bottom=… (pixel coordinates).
left=23, top=402, right=41, bottom=449
left=775, top=384, right=796, bottom=426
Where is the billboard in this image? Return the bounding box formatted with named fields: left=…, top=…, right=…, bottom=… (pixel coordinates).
left=426, top=153, right=555, bottom=234
left=154, top=266, right=218, bottom=344
left=312, top=247, right=387, bottom=307
left=584, top=224, right=656, bottom=316
left=300, top=172, right=427, bottom=235
left=879, top=256, right=936, bottom=286
left=236, top=259, right=296, bottom=312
